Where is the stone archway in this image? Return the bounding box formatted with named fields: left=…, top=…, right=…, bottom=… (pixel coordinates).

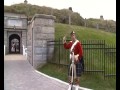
left=9, top=34, right=20, bottom=54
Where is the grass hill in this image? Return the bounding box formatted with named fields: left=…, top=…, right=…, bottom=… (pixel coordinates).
left=4, top=3, right=116, bottom=32
left=55, top=23, right=116, bottom=44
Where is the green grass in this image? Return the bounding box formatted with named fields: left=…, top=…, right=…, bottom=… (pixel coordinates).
left=38, top=63, right=116, bottom=90
left=37, top=23, right=116, bottom=90
left=55, top=23, right=116, bottom=44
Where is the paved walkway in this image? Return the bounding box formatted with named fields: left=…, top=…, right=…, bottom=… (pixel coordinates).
left=4, top=54, right=92, bottom=90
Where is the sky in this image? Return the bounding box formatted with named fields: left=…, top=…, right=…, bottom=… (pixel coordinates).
left=4, top=0, right=116, bottom=21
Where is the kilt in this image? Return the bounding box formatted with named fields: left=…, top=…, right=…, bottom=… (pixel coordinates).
left=68, top=57, right=84, bottom=77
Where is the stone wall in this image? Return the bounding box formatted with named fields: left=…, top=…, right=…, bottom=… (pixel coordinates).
left=27, top=14, right=56, bottom=68
left=4, top=12, right=27, bottom=29
left=22, top=31, right=27, bottom=47
left=4, top=31, right=7, bottom=54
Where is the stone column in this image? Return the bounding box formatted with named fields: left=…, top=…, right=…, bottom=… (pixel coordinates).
left=27, top=14, right=56, bottom=68
left=4, top=30, right=7, bottom=54
left=27, top=21, right=33, bottom=65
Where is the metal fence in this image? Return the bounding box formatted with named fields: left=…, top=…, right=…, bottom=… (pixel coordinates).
left=104, top=44, right=116, bottom=79
left=47, top=39, right=116, bottom=79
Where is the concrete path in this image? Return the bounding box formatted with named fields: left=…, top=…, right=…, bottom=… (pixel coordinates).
left=4, top=54, right=92, bottom=90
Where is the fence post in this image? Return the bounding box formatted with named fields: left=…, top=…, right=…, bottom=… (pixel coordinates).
left=59, top=38, right=60, bottom=68
left=104, top=40, right=105, bottom=79
left=46, top=41, right=48, bottom=63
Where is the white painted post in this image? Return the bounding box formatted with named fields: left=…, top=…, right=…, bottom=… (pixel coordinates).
left=23, top=45, right=27, bottom=58
left=23, top=45, right=25, bottom=55
left=4, top=45, right=5, bottom=56
left=25, top=48, right=27, bottom=57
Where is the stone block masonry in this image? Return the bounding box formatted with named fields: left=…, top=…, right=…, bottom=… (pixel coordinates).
left=27, top=14, right=56, bottom=68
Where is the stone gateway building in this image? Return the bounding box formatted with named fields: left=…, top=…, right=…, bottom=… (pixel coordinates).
left=4, top=12, right=56, bottom=68
left=4, top=12, right=27, bottom=54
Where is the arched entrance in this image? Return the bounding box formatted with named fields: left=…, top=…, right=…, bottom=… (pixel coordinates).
left=9, top=34, right=20, bottom=54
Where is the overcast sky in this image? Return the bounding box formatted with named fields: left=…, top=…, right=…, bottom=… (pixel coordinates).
left=4, top=0, right=116, bottom=21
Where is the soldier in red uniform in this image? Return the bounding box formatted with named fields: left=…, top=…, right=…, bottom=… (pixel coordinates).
left=63, top=31, right=84, bottom=90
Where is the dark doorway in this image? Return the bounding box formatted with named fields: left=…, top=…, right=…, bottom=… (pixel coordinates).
left=9, top=34, right=20, bottom=54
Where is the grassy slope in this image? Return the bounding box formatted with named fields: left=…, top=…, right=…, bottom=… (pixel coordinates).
left=55, top=23, right=116, bottom=44
left=38, top=63, right=116, bottom=90
left=38, top=23, right=116, bottom=90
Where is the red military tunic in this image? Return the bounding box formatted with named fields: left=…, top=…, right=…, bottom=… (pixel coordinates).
left=64, top=40, right=83, bottom=61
